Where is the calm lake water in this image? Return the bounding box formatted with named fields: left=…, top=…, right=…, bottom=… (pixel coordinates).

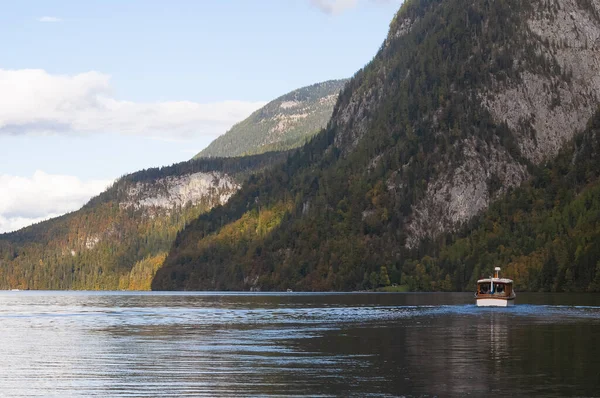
left=0, top=292, right=599, bottom=397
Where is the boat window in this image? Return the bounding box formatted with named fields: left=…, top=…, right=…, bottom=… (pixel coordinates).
left=496, top=284, right=505, bottom=293
left=479, top=283, right=490, bottom=294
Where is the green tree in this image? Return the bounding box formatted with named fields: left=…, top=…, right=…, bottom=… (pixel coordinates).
left=379, top=266, right=391, bottom=287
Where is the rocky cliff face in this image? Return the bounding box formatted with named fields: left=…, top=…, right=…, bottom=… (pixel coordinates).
left=484, top=0, right=600, bottom=163
left=332, top=0, right=600, bottom=248
left=69, top=171, right=240, bottom=256
left=405, top=137, right=529, bottom=248
left=120, top=172, right=239, bottom=210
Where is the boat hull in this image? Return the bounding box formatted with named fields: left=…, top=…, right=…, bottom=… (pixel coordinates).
left=476, top=298, right=515, bottom=307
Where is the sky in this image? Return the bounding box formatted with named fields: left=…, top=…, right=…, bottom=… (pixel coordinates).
left=0, top=0, right=403, bottom=233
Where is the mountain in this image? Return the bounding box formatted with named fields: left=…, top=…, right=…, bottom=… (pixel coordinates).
left=428, top=109, right=600, bottom=293
left=0, top=78, right=346, bottom=291
left=195, top=79, right=348, bottom=158
left=0, top=152, right=288, bottom=290
left=154, top=0, right=600, bottom=292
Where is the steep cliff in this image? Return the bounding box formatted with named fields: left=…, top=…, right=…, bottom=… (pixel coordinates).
left=420, top=108, right=600, bottom=293
left=331, top=0, right=600, bottom=248
left=155, top=0, right=600, bottom=292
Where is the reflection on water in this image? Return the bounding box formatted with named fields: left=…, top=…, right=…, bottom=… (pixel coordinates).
left=0, top=292, right=598, bottom=397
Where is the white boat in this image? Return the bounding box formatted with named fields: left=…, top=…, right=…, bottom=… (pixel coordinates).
left=475, top=267, right=516, bottom=307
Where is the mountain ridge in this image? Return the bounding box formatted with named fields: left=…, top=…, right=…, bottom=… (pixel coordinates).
left=195, top=79, right=348, bottom=158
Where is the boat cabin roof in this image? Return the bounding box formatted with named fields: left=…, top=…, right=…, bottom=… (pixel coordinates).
left=477, top=278, right=513, bottom=284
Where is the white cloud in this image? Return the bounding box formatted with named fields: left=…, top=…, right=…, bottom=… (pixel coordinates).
left=310, top=0, right=358, bottom=14
left=38, top=16, right=62, bottom=23
left=0, top=69, right=266, bottom=139
left=0, top=171, right=113, bottom=233
left=309, top=0, right=400, bottom=15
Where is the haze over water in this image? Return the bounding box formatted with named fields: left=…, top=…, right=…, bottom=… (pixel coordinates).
left=0, top=292, right=599, bottom=397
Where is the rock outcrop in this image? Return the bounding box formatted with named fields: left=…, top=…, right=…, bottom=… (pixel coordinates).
left=484, top=0, right=600, bottom=163
left=120, top=172, right=239, bottom=210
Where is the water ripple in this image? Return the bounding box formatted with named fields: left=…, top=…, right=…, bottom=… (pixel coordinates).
left=0, top=292, right=598, bottom=397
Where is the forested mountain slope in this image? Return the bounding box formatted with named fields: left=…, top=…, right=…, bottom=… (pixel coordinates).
left=409, top=109, right=600, bottom=292
left=195, top=80, right=348, bottom=158
left=154, top=0, right=600, bottom=292
left=0, top=152, right=288, bottom=290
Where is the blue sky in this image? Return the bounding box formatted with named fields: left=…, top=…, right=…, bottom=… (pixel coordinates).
left=0, top=0, right=402, bottom=232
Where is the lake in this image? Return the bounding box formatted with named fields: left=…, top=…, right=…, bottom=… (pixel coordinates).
left=0, top=292, right=598, bottom=397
